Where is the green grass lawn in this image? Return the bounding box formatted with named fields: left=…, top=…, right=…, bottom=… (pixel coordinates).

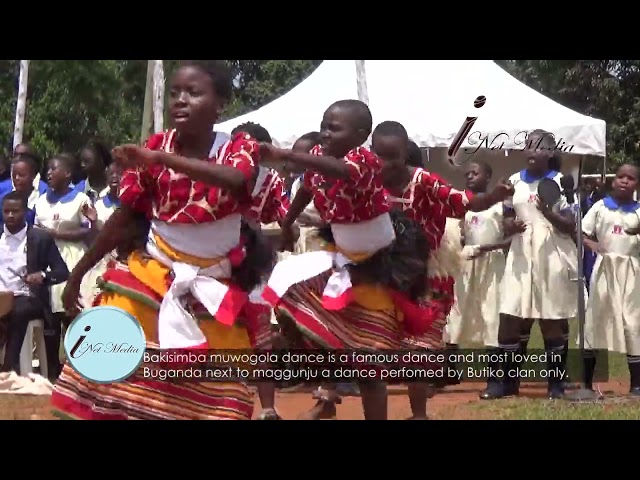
left=526, top=318, right=629, bottom=381
left=458, top=319, right=640, bottom=420
left=470, top=396, right=640, bottom=420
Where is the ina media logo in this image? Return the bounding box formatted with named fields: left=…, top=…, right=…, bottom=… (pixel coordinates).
left=64, top=306, right=146, bottom=384
left=447, top=96, right=576, bottom=166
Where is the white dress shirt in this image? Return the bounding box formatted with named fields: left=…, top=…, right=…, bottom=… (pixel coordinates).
left=0, top=225, right=29, bottom=296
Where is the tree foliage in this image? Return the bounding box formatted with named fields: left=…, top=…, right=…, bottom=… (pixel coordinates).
left=0, top=60, right=321, bottom=163
left=497, top=60, right=640, bottom=171
left=1, top=59, right=636, bottom=174
left=0, top=60, right=148, bottom=159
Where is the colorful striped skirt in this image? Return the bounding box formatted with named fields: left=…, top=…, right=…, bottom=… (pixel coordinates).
left=274, top=270, right=404, bottom=351
left=244, top=302, right=278, bottom=350
left=50, top=253, right=255, bottom=420
left=52, top=365, right=254, bottom=420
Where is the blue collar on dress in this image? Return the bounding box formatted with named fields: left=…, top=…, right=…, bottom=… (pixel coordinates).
left=101, top=194, right=120, bottom=209
left=520, top=169, right=558, bottom=184
left=603, top=195, right=640, bottom=213
left=46, top=187, right=79, bottom=204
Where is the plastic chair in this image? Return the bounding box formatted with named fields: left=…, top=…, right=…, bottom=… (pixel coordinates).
left=19, top=319, right=48, bottom=378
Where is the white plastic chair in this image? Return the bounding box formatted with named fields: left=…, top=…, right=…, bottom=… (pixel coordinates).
left=19, top=319, right=48, bottom=378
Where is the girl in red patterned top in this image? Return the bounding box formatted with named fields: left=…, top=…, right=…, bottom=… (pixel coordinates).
left=52, top=61, right=273, bottom=421
left=371, top=120, right=514, bottom=419
left=231, top=121, right=289, bottom=420
left=259, top=100, right=439, bottom=420
left=231, top=122, right=290, bottom=230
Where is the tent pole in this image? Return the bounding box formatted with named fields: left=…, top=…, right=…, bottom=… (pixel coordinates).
left=355, top=60, right=369, bottom=105
left=13, top=60, right=30, bottom=149
left=152, top=60, right=165, bottom=134
left=141, top=60, right=154, bottom=144
left=564, top=154, right=600, bottom=402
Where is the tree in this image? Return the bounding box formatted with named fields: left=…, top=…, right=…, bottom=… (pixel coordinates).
left=222, top=60, right=322, bottom=119
left=4, top=59, right=637, bottom=173
left=0, top=60, right=322, bottom=164
left=0, top=60, right=147, bottom=161
left=497, top=60, right=640, bottom=171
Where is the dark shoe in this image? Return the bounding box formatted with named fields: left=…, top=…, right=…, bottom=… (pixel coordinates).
left=562, top=379, right=580, bottom=390
left=548, top=384, right=565, bottom=399
left=479, top=348, right=519, bottom=400
left=479, top=382, right=518, bottom=400
left=479, top=374, right=520, bottom=400
left=479, top=382, right=502, bottom=400
left=628, top=357, right=640, bottom=396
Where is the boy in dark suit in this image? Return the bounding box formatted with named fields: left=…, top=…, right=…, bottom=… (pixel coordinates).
left=0, top=191, right=69, bottom=378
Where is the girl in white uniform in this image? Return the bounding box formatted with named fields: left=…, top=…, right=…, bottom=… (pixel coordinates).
left=447, top=161, right=510, bottom=395
left=448, top=162, right=509, bottom=349
left=582, top=164, right=640, bottom=396
left=82, top=164, right=122, bottom=305
left=75, top=140, right=111, bottom=202
left=33, top=155, right=92, bottom=378
left=481, top=130, right=577, bottom=400
left=1, top=155, right=47, bottom=227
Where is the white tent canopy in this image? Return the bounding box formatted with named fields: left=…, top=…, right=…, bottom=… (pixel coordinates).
left=217, top=60, right=606, bottom=188
left=217, top=60, right=606, bottom=157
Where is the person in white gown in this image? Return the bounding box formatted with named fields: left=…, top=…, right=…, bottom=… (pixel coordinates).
left=480, top=129, right=577, bottom=400
left=82, top=163, right=122, bottom=306
left=33, top=155, right=93, bottom=379
left=447, top=162, right=510, bottom=380
left=582, top=163, right=640, bottom=397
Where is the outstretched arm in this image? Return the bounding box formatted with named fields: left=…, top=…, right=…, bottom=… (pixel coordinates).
left=277, top=150, right=350, bottom=180
left=421, top=171, right=514, bottom=219
left=260, top=143, right=355, bottom=180
left=467, top=185, right=513, bottom=212
left=61, top=206, right=135, bottom=314
left=47, top=227, right=92, bottom=242
left=113, top=134, right=259, bottom=194
left=152, top=151, right=250, bottom=193
left=282, top=186, right=313, bottom=229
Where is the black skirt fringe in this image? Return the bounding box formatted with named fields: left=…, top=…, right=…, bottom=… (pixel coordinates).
left=232, top=221, right=277, bottom=293
left=317, top=211, right=430, bottom=301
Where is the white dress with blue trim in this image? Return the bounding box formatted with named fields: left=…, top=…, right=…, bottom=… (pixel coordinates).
left=582, top=196, right=640, bottom=355
left=499, top=169, right=579, bottom=320
left=84, top=194, right=120, bottom=305
left=34, top=188, right=92, bottom=313
left=446, top=202, right=506, bottom=347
